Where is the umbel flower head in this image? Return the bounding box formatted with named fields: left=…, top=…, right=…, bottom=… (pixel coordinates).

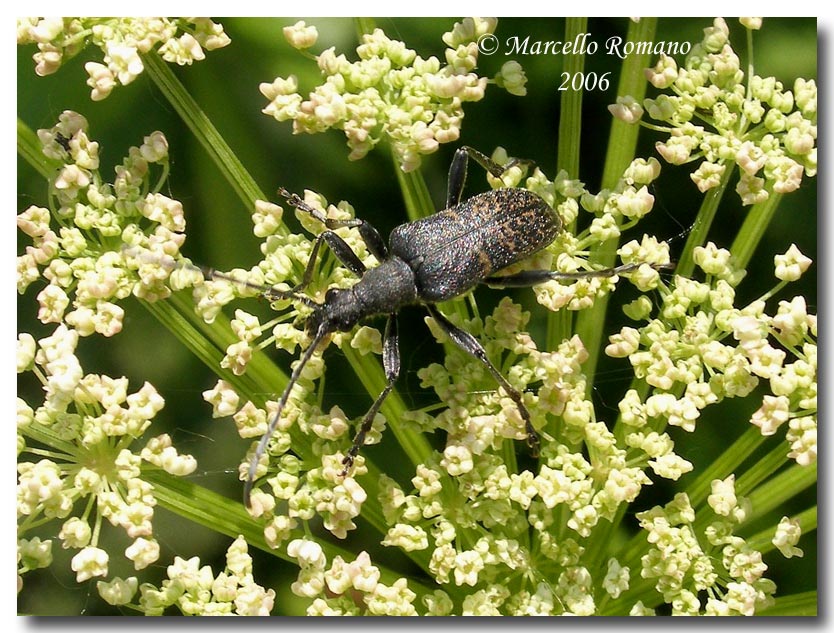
left=17, top=18, right=230, bottom=100
left=610, top=17, right=816, bottom=205
left=606, top=241, right=816, bottom=468
left=17, top=112, right=199, bottom=590
left=261, top=18, right=527, bottom=171
left=198, top=133, right=812, bottom=612
left=198, top=150, right=696, bottom=614
left=121, top=536, right=275, bottom=615
left=16, top=111, right=206, bottom=338
left=17, top=324, right=198, bottom=587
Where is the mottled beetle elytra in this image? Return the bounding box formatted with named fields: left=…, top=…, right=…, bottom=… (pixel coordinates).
left=237, top=146, right=669, bottom=506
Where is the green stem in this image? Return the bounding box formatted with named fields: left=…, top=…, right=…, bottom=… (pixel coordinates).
left=546, top=16, right=586, bottom=352
left=574, top=17, right=657, bottom=391
left=556, top=17, right=586, bottom=189
left=394, top=161, right=436, bottom=222
left=18, top=118, right=59, bottom=179
left=142, top=53, right=270, bottom=221
left=684, top=424, right=767, bottom=508
left=354, top=17, right=377, bottom=41
left=743, top=461, right=816, bottom=522
left=733, top=441, right=790, bottom=497
left=21, top=423, right=86, bottom=462
left=756, top=591, right=818, bottom=616
left=141, top=293, right=277, bottom=409
left=674, top=163, right=735, bottom=277
left=730, top=191, right=783, bottom=269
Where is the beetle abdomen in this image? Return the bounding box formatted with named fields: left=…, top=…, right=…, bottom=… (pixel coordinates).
left=390, top=188, right=560, bottom=302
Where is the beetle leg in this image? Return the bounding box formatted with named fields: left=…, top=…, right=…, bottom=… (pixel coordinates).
left=263, top=230, right=368, bottom=305
left=306, top=231, right=367, bottom=281
left=355, top=222, right=389, bottom=262
left=279, top=187, right=389, bottom=261
left=447, top=146, right=538, bottom=207
left=483, top=262, right=674, bottom=287
left=244, top=322, right=330, bottom=507
left=341, top=314, right=400, bottom=476
left=425, top=304, right=540, bottom=457
left=446, top=147, right=471, bottom=207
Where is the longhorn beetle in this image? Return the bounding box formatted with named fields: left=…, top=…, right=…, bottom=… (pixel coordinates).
left=242, top=146, right=668, bottom=506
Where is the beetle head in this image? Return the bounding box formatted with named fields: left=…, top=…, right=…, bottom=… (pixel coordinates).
left=306, top=287, right=362, bottom=336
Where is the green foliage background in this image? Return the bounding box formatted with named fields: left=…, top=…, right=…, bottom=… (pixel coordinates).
left=17, top=17, right=816, bottom=615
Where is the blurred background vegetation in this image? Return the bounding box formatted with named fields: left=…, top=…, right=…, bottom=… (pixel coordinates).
left=18, top=17, right=816, bottom=615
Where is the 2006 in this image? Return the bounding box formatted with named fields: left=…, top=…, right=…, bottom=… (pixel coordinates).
left=558, top=71, right=611, bottom=91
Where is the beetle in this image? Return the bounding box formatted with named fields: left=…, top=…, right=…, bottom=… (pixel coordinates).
left=242, top=146, right=664, bottom=506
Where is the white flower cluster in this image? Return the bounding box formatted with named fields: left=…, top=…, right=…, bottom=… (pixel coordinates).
left=607, top=242, right=816, bottom=466
left=17, top=112, right=205, bottom=595
left=97, top=536, right=275, bottom=614
left=17, top=325, right=196, bottom=589
left=261, top=19, right=526, bottom=171
left=205, top=376, right=373, bottom=542
left=192, top=191, right=374, bottom=331
left=17, top=18, right=230, bottom=100
left=285, top=540, right=418, bottom=615
left=18, top=112, right=193, bottom=339
left=637, top=490, right=776, bottom=615
left=610, top=18, right=816, bottom=205
left=200, top=153, right=674, bottom=600
left=358, top=296, right=690, bottom=615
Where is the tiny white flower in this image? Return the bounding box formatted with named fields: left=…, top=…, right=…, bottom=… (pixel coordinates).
left=31, top=17, right=64, bottom=43
left=774, top=244, right=812, bottom=281
left=284, top=21, right=318, bottom=50
left=602, top=558, right=630, bottom=599
left=84, top=62, right=116, bottom=101
left=59, top=517, right=92, bottom=549
left=18, top=537, right=54, bottom=571
left=608, top=95, right=644, bottom=123
left=453, top=550, right=484, bottom=586
left=125, top=537, right=161, bottom=571
left=97, top=576, right=138, bottom=605
left=203, top=380, right=240, bottom=418
left=105, top=42, right=143, bottom=85
left=496, top=61, right=527, bottom=96
left=287, top=538, right=326, bottom=570
left=441, top=444, right=474, bottom=476
left=708, top=475, right=738, bottom=516
left=71, top=546, right=109, bottom=582
left=772, top=516, right=803, bottom=558
left=17, top=333, right=37, bottom=373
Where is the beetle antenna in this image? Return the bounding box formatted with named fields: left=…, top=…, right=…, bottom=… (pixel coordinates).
left=123, top=246, right=321, bottom=308
left=243, top=323, right=329, bottom=507
left=199, top=266, right=321, bottom=308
